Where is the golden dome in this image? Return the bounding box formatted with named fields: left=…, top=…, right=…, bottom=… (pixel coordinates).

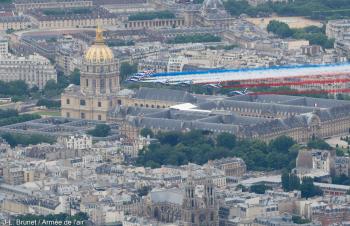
left=84, top=16, right=115, bottom=64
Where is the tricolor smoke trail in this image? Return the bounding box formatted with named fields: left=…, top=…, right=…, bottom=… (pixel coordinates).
left=142, top=63, right=350, bottom=85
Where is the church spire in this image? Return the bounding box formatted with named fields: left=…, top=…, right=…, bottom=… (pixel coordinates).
left=95, top=15, right=104, bottom=45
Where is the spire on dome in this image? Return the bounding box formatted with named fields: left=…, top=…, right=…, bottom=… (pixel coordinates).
left=95, top=15, right=104, bottom=45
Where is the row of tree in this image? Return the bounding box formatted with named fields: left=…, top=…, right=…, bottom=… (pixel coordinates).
left=282, top=174, right=323, bottom=199
left=266, top=21, right=334, bottom=49
left=129, top=10, right=175, bottom=21
left=36, top=98, right=61, bottom=109
left=0, top=109, right=41, bottom=127
left=223, top=0, right=350, bottom=18
left=43, top=8, right=92, bottom=15
left=167, top=34, right=221, bottom=44
left=1, top=133, right=56, bottom=147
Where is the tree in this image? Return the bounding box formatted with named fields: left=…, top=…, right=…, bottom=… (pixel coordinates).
left=236, top=184, right=248, bottom=192
left=268, top=135, right=296, bottom=154
left=69, top=68, right=80, bottom=85
left=87, top=124, right=111, bottom=137
left=299, top=176, right=323, bottom=199
left=250, top=184, right=272, bottom=194
left=288, top=173, right=300, bottom=191
left=346, top=190, right=350, bottom=195
left=27, top=25, right=31, bottom=28
left=127, top=40, right=135, bottom=46
left=108, top=42, right=117, bottom=47
left=48, top=57, right=56, bottom=64
left=292, top=216, right=310, bottom=224
left=307, top=139, right=332, bottom=150
left=282, top=172, right=289, bottom=191
left=138, top=186, right=149, bottom=197
left=216, top=132, right=236, bottom=149
left=140, top=127, right=154, bottom=138
left=167, top=39, right=174, bottom=44
left=172, top=24, right=176, bottom=29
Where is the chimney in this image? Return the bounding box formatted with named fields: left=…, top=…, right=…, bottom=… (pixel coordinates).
left=138, top=116, right=141, bottom=124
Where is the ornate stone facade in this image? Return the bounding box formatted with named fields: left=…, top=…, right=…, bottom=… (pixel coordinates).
left=143, top=164, right=219, bottom=226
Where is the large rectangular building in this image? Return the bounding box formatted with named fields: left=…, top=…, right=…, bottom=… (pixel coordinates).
left=0, top=53, right=57, bottom=90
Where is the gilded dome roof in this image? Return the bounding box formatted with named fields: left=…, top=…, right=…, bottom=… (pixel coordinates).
left=84, top=16, right=115, bottom=64
left=85, top=44, right=114, bottom=64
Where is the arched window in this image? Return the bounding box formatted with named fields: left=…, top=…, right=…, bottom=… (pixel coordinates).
left=157, top=105, right=160, bottom=108
left=192, top=200, right=194, bottom=207
left=135, top=103, right=138, bottom=107
left=140, top=104, right=143, bottom=107
left=101, top=66, right=104, bottom=73
left=210, top=212, right=214, bottom=221
left=146, top=104, right=149, bottom=108
left=151, top=105, right=154, bottom=108
left=93, top=66, right=96, bottom=72
left=154, top=207, right=158, bottom=218
left=108, top=65, right=111, bottom=72
left=163, top=106, right=165, bottom=108
left=191, top=214, right=195, bottom=223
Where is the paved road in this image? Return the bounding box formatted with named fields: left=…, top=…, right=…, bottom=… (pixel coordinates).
left=325, top=134, right=349, bottom=147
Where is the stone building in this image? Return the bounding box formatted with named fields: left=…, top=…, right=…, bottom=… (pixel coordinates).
left=25, top=9, right=117, bottom=29
left=183, top=0, right=235, bottom=27
left=0, top=16, right=31, bottom=31
left=210, top=157, right=246, bottom=177
left=61, top=17, right=121, bottom=121
left=143, top=164, right=219, bottom=226
left=0, top=53, right=56, bottom=90
left=326, top=20, right=350, bottom=39
left=113, top=92, right=350, bottom=144
left=14, top=0, right=93, bottom=12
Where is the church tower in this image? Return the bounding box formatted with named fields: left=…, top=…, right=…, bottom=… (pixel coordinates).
left=80, top=16, right=120, bottom=94
left=181, top=163, right=219, bottom=226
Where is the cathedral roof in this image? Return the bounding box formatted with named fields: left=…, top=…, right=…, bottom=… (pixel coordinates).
left=150, top=188, right=183, bottom=205
left=202, top=0, right=224, bottom=10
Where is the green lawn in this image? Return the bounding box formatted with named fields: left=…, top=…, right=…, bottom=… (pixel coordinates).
left=0, top=102, right=9, bottom=105
left=36, top=111, right=61, bottom=116
left=336, top=147, right=349, bottom=154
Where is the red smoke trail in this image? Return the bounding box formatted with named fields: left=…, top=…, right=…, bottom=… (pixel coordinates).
left=246, top=89, right=350, bottom=96
left=222, top=78, right=350, bottom=88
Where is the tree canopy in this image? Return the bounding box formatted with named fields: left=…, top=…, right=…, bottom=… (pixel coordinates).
left=69, top=68, right=81, bottom=86
left=171, top=34, right=221, bottom=44
left=140, top=128, right=154, bottom=138
left=119, top=62, right=138, bottom=82
left=1, top=133, right=56, bottom=147
left=87, top=124, right=111, bottom=137
left=136, top=130, right=300, bottom=170
left=129, top=10, right=175, bottom=21
left=0, top=109, right=41, bottom=127
left=36, top=98, right=61, bottom=109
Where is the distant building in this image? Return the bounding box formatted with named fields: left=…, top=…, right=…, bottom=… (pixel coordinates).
left=0, top=16, right=30, bottom=31
left=326, top=20, right=350, bottom=39
left=0, top=37, right=8, bottom=55
left=14, top=0, right=93, bottom=12
left=0, top=53, right=57, bottom=90
left=57, top=133, right=93, bottom=150
left=210, top=157, right=246, bottom=177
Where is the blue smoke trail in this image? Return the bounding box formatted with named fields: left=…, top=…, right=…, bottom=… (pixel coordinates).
left=150, top=63, right=350, bottom=77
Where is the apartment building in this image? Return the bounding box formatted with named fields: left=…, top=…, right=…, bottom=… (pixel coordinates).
left=14, top=0, right=93, bottom=12
left=0, top=16, right=31, bottom=31
left=0, top=53, right=57, bottom=90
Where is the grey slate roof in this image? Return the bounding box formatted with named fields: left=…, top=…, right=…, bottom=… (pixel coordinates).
left=150, top=188, right=184, bottom=205
left=132, top=87, right=195, bottom=103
